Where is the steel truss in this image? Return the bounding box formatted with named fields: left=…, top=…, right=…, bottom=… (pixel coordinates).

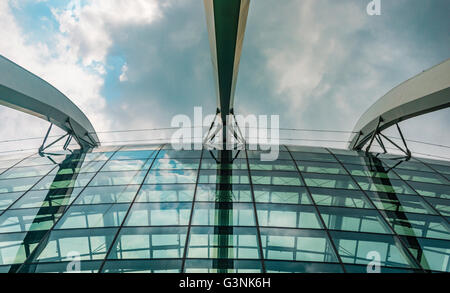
left=362, top=117, right=411, bottom=160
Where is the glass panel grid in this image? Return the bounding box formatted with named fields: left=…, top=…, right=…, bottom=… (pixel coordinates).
left=0, top=145, right=448, bottom=273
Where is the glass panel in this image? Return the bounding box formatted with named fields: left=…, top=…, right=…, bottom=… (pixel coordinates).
left=309, top=188, right=373, bottom=209
left=247, top=151, right=292, bottom=160
left=152, top=158, right=199, bottom=170
left=0, top=232, right=28, bottom=265
left=260, top=228, right=338, bottom=263
left=101, top=159, right=151, bottom=172
left=256, top=204, right=322, bottom=229
left=424, top=198, right=450, bottom=216
left=265, top=260, right=343, bottom=273
left=0, top=192, right=24, bottom=211
left=196, top=184, right=252, bottom=203
left=319, top=206, right=392, bottom=234
left=124, top=203, right=191, bottom=226
left=384, top=160, right=433, bottom=172
left=354, top=177, right=416, bottom=194
left=184, top=259, right=262, bottom=273
left=287, top=146, right=330, bottom=154
left=82, top=152, right=114, bottom=162
left=400, top=237, right=450, bottom=272
left=108, top=227, right=187, bottom=260
left=253, top=185, right=311, bottom=205
left=146, top=170, right=198, bottom=184
left=192, top=202, right=255, bottom=226
left=201, top=158, right=247, bottom=170
left=136, top=184, right=195, bottom=202
left=394, top=169, right=447, bottom=185
left=296, top=161, right=346, bottom=175
left=0, top=208, right=62, bottom=233
left=425, top=163, right=450, bottom=175
left=0, top=159, right=22, bottom=169
left=20, top=261, right=102, bottom=273
left=102, top=259, right=182, bottom=273
left=344, top=163, right=399, bottom=179
left=406, top=181, right=450, bottom=199
left=251, top=170, right=301, bottom=186
left=33, top=173, right=95, bottom=190
left=0, top=176, right=42, bottom=193
left=381, top=211, right=450, bottom=240
left=303, top=173, right=358, bottom=189
left=0, top=165, right=55, bottom=179
left=74, top=185, right=140, bottom=205
left=249, top=159, right=296, bottom=171
left=290, top=152, right=337, bottom=162
left=11, top=188, right=83, bottom=209
left=54, top=204, right=130, bottom=229
left=186, top=226, right=260, bottom=259
left=89, top=171, right=147, bottom=186
left=33, top=228, right=118, bottom=262
left=329, top=231, right=417, bottom=269
left=111, top=150, right=155, bottom=160
left=198, top=169, right=249, bottom=184
left=335, top=155, right=384, bottom=167
left=367, top=192, right=437, bottom=215
left=157, top=150, right=202, bottom=159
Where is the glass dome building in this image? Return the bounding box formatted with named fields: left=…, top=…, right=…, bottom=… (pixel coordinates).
left=0, top=144, right=449, bottom=273
left=0, top=0, right=449, bottom=274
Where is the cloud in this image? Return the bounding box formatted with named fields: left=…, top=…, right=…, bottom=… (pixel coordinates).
left=0, top=0, right=108, bottom=152
left=119, top=63, right=128, bottom=82
left=51, top=0, right=165, bottom=70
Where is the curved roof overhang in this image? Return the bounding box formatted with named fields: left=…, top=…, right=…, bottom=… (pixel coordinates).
left=349, top=58, right=450, bottom=150
left=0, top=55, right=100, bottom=149
left=204, top=0, right=250, bottom=119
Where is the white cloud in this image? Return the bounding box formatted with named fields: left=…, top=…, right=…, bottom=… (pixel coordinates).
left=119, top=63, right=128, bottom=82
left=51, top=0, right=165, bottom=69
left=0, top=0, right=109, bottom=152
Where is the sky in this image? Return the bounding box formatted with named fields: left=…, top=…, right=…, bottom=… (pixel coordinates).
left=0, top=0, right=449, bottom=160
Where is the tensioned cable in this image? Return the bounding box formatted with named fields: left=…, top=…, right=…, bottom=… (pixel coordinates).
left=0, top=126, right=358, bottom=144
left=1, top=141, right=449, bottom=161
left=385, top=135, right=450, bottom=149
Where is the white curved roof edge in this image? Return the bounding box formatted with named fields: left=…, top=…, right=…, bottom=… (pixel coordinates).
left=0, top=55, right=100, bottom=149
left=349, top=58, right=450, bottom=150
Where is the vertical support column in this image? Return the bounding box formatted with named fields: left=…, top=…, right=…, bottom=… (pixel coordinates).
left=204, top=0, right=250, bottom=145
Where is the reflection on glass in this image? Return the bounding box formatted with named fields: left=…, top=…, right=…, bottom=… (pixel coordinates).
left=54, top=204, right=129, bottom=229
left=260, top=228, right=338, bottom=263
left=108, top=227, right=187, bottom=260
left=256, top=204, right=322, bottom=229
left=330, top=231, right=417, bottom=269
left=319, top=206, right=392, bottom=234
left=125, top=203, right=191, bottom=226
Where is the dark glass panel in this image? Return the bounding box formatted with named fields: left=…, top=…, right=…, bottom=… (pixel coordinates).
left=309, top=188, right=372, bottom=209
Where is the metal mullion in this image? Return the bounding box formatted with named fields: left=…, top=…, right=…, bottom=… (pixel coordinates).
left=286, top=148, right=347, bottom=273
left=325, top=148, right=426, bottom=272
left=0, top=166, right=60, bottom=218
left=414, top=158, right=450, bottom=184
left=244, top=148, right=266, bottom=273
left=97, top=144, right=165, bottom=273
left=0, top=152, right=36, bottom=177
left=180, top=148, right=204, bottom=272
left=14, top=147, right=125, bottom=272
left=389, top=168, right=450, bottom=224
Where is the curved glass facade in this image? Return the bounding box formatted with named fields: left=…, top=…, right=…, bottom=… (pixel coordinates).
left=0, top=144, right=449, bottom=273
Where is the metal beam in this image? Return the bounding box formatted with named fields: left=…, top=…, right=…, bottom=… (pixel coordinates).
left=349, top=58, right=450, bottom=150
left=204, top=0, right=250, bottom=143
left=0, top=55, right=100, bottom=149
